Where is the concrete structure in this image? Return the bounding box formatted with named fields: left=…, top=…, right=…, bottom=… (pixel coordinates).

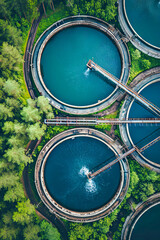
left=31, top=15, right=130, bottom=115
left=118, top=0, right=160, bottom=59
left=87, top=60, right=160, bottom=117
left=119, top=72, right=160, bottom=172
left=35, top=128, right=130, bottom=222
left=121, top=193, right=160, bottom=240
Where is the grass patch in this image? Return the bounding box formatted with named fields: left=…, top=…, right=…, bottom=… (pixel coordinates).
left=34, top=7, right=70, bottom=43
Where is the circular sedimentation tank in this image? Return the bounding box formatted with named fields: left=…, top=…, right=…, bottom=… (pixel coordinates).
left=121, top=193, right=160, bottom=240
left=31, top=16, right=130, bottom=114
left=120, top=73, right=160, bottom=171
left=131, top=204, right=160, bottom=240
left=35, top=128, right=130, bottom=222
left=118, top=0, right=160, bottom=58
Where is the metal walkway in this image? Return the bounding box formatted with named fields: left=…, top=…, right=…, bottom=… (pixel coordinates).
left=44, top=118, right=160, bottom=126
left=88, top=136, right=160, bottom=179
left=87, top=60, right=160, bottom=117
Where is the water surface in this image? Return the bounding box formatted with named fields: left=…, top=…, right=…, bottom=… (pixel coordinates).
left=44, top=137, right=121, bottom=212
left=41, top=26, right=121, bottom=106
left=125, top=0, right=160, bottom=48
left=131, top=204, right=160, bottom=240
left=128, top=81, right=160, bottom=164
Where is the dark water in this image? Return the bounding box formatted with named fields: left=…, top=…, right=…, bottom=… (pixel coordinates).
left=44, top=137, right=121, bottom=212
left=128, top=81, right=160, bottom=164
left=131, top=204, right=160, bottom=240
left=125, top=0, right=160, bottom=48
left=41, top=26, right=121, bottom=106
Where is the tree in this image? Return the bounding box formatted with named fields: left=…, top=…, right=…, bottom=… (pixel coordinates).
left=37, top=96, right=53, bottom=116
left=7, top=136, right=24, bottom=147
left=25, top=0, right=39, bottom=21
left=26, top=122, right=46, bottom=140
left=0, top=104, right=14, bottom=120
left=4, top=182, right=25, bottom=202
left=0, top=225, right=19, bottom=240
left=13, top=122, right=26, bottom=135
left=27, top=98, right=36, bottom=108
left=23, top=224, right=40, bottom=240
left=0, top=19, right=22, bottom=49
left=0, top=172, right=19, bottom=189
left=72, top=4, right=78, bottom=15
left=4, top=147, right=32, bottom=165
left=13, top=199, right=35, bottom=225
left=2, top=121, right=14, bottom=134
left=140, top=59, right=151, bottom=69
left=69, top=224, right=94, bottom=240
left=130, top=171, right=139, bottom=189
left=3, top=80, right=21, bottom=98
left=105, top=4, right=117, bottom=22
left=131, top=49, right=141, bottom=61
left=40, top=220, right=61, bottom=240
left=5, top=97, right=21, bottom=108
left=2, top=211, right=13, bottom=225
left=0, top=42, right=23, bottom=72
left=0, top=0, right=10, bottom=20
left=21, top=105, right=41, bottom=122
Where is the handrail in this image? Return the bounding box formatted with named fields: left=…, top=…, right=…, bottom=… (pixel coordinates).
left=44, top=118, right=160, bottom=125
left=87, top=60, right=160, bottom=117
left=88, top=136, right=160, bottom=179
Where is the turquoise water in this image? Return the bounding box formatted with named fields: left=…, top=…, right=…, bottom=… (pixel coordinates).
left=128, top=81, right=160, bottom=164
left=44, top=137, right=121, bottom=212
left=125, top=0, right=160, bottom=48
left=131, top=204, right=160, bottom=240
left=41, top=26, right=122, bottom=106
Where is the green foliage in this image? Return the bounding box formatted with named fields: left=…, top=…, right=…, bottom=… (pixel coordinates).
left=69, top=224, right=94, bottom=240
left=0, top=19, right=23, bottom=50
left=4, top=147, right=32, bottom=165
left=3, top=80, right=21, bottom=98
left=13, top=199, right=35, bottom=225
left=0, top=226, right=19, bottom=240
left=140, top=59, right=151, bottom=69
left=26, top=122, right=46, bottom=140
left=40, top=220, right=61, bottom=240
left=67, top=0, right=117, bottom=23
left=37, top=96, right=54, bottom=118
left=4, top=182, right=25, bottom=202
left=0, top=42, right=23, bottom=73
left=128, top=43, right=160, bottom=83
left=23, top=224, right=41, bottom=240
left=0, top=172, right=19, bottom=189
left=35, top=7, right=69, bottom=42
left=105, top=4, right=117, bottom=22
left=131, top=49, right=141, bottom=61
left=21, top=105, right=41, bottom=122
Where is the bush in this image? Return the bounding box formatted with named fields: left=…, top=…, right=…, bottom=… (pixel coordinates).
left=140, top=59, right=151, bottom=69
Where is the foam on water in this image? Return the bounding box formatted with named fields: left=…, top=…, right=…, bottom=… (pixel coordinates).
left=84, top=68, right=90, bottom=77
left=79, top=166, right=89, bottom=177
left=85, top=179, right=97, bottom=193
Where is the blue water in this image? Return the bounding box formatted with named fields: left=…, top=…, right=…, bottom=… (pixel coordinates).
left=125, top=0, right=160, bottom=48
left=41, top=26, right=122, bottom=106
left=128, top=81, right=160, bottom=164
left=131, top=204, right=160, bottom=240
left=44, top=137, right=121, bottom=212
